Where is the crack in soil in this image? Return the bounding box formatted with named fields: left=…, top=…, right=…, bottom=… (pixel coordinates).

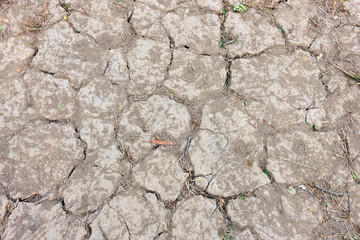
left=73, top=122, right=88, bottom=163
left=124, top=221, right=131, bottom=239
left=224, top=56, right=232, bottom=88
left=339, top=129, right=352, bottom=166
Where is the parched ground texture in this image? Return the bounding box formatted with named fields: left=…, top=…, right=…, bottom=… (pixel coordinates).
left=1, top=0, right=360, bottom=239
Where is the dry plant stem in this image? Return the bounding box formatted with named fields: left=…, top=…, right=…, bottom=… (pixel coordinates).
left=184, top=136, right=192, bottom=158
left=279, top=157, right=317, bottom=170
left=113, top=2, right=126, bottom=8
left=263, top=119, right=279, bottom=132
left=223, top=39, right=236, bottom=47
left=34, top=196, right=49, bottom=205
left=315, top=184, right=352, bottom=196
left=0, top=0, right=11, bottom=16
left=177, top=136, right=192, bottom=163
left=212, top=200, right=221, bottom=215
left=331, top=194, right=360, bottom=234
left=324, top=52, right=360, bottom=82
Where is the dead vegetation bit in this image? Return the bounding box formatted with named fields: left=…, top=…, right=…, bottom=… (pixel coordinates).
left=306, top=182, right=360, bottom=238
left=314, top=184, right=352, bottom=196
left=0, top=0, right=11, bottom=16
left=0, top=199, right=18, bottom=227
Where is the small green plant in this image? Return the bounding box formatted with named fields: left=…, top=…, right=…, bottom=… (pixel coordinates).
left=219, top=229, right=234, bottom=240
left=233, top=3, right=246, bottom=12
left=222, top=8, right=227, bottom=14
left=352, top=173, right=358, bottom=180
left=263, top=169, right=271, bottom=179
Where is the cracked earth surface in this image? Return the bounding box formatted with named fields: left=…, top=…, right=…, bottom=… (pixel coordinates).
left=0, top=0, right=360, bottom=239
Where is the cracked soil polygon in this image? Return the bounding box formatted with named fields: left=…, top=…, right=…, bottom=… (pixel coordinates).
left=76, top=77, right=127, bottom=150
left=117, top=95, right=191, bottom=161
left=132, top=147, right=188, bottom=201
left=162, top=11, right=220, bottom=54
left=1, top=201, right=86, bottom=240
left=90, top=188, right=167, bottom=239
left=191, top=96, right=270, bottom=196
left=164, top=49, right=226, bottom=102
left=310, top=25, right=360, bottom=76
left=172, top=195, right=223, bottom=239
left=24, top=70, right=75, bottom=120
left=321, top=71, right=360, bottom=127
left=62, top=144, right=130, bottom=214
left=266, top=129, right=342, bottom=185
left=32, top=21, right=107, bottom=89
left=127, top=38, right=171, bottom=96
left=132, top=0, right=178, bottom=38
left=0, top=36, right=35, bottom=138
left=0, top=121, right=83, bottom=198
left=231, top=47, right=326, bottom=129
left=224, top=10, right=284, bottom=56
left=105, top=49, right=128, bottom=86
left=274, top=0, right=318, bottom=48
left=228, top=185, right=322, bottom=240
left=67, top=0, right=131, bottom=48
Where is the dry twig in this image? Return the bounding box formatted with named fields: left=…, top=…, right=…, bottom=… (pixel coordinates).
left=324, top=52, right=360, bottom=82
left=315, top=184, right=352, bottom=196
left=0, top=0, right=11, bottom=16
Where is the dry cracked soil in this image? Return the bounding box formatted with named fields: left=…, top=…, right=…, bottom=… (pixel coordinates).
left=0, top=0, right=360, bottom=239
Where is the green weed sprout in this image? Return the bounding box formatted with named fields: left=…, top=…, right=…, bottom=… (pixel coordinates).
left=233, top=3, right=247, bottom=12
